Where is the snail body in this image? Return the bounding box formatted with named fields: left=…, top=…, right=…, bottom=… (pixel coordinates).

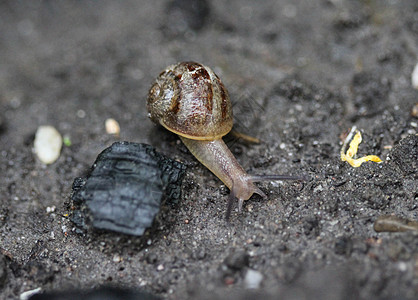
left=180, top=136, right=266, bottom=205
left=147, top=62, right=304, bottom=218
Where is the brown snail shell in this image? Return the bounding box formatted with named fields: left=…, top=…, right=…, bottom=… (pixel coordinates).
left=147, top=62, right=233, bottom=140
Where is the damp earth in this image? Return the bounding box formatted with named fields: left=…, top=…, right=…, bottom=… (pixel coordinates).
left=0, top=1, right=417, bottom=299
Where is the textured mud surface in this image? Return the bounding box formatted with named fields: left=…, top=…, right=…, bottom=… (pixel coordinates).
left=0, top=1, right=417, bottom=299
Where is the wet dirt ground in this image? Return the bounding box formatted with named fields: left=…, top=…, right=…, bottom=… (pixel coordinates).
left=0, top=1, right=417, bottom=299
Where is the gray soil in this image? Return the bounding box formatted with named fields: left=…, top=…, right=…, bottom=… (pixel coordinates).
left=0, top=1, right=417, bottom=299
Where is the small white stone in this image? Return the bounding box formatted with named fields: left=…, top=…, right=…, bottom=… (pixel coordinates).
left=412, top=63, right=418, bottom=89
left=244, top=269, right=263, bottom=289
left=313, top=185, right=323, bottom=193
left=105, top=118, right=120, bottom=135
left=397, top=261, right=408, bottom=272
left=157, top=264, right=164, bottom=271
left=113, top=254, right=122, bottom=263
left=34, top=126, right=63, bottom=164
left=46, top=206, right=56, bottom=213
left=138, top=277, right=148, bottom=286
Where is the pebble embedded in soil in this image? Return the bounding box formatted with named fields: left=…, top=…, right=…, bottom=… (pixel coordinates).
left=412, top=103, right=418, bottom=117
left=412, top=63, right=418, bottom=89
left=71, top=142, right=186, bottom=236
left=105, top=118, right=120, bottom=136
left=244, top=269, right=263, bottom=289
left=33, top=125, right=63, bottom=164
left=112, top=254, right=122, bottom=263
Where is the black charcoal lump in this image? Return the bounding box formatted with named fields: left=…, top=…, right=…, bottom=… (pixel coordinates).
left=71, top=142, right=186, bottom=236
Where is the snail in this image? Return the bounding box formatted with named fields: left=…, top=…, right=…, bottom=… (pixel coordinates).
left=147, top=61, right=306, bottom=219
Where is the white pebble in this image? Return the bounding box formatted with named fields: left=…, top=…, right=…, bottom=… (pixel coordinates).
left=244, top=269, right=263, bottom=289
left=46, top=206, right=56, bottom=213
left=412, top=63, right=418, bottom=89
left=113, top=254, right=122, bottom=263
left=397, top=261, right=408, bottom=272
left=105, top=118, right=120, bottom=135
left=157, top=264, right=164, bottom=271
left=138, top=277, right=148, bottom=286
left=34, top=126, right=63, bottom=164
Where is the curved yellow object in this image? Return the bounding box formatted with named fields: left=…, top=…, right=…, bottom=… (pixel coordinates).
left=341, top=129, right=382, bottom=168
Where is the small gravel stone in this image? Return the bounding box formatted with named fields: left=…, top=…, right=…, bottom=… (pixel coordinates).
left=244, top=269, right=263, bottom=289
left=105, top=118, right=120, bottom=136
left=412, top=63, right=418, bottom=89
left=33, top=125, right=62, bottom=164
left=46, top=206, right=56, bottom=213
left=411, top=103, right=418, bottom=117
left=112, top=254, right=122, bottom=263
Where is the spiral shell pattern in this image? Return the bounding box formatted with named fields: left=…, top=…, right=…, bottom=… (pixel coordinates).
left=147, top=62, right=233, bottom=140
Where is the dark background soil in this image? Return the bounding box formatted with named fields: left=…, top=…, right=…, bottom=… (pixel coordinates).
left=0, top=1, right=417, bottom=299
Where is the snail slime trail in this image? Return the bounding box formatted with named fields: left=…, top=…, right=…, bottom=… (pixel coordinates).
left=147, top=61, right=306, bottom=219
